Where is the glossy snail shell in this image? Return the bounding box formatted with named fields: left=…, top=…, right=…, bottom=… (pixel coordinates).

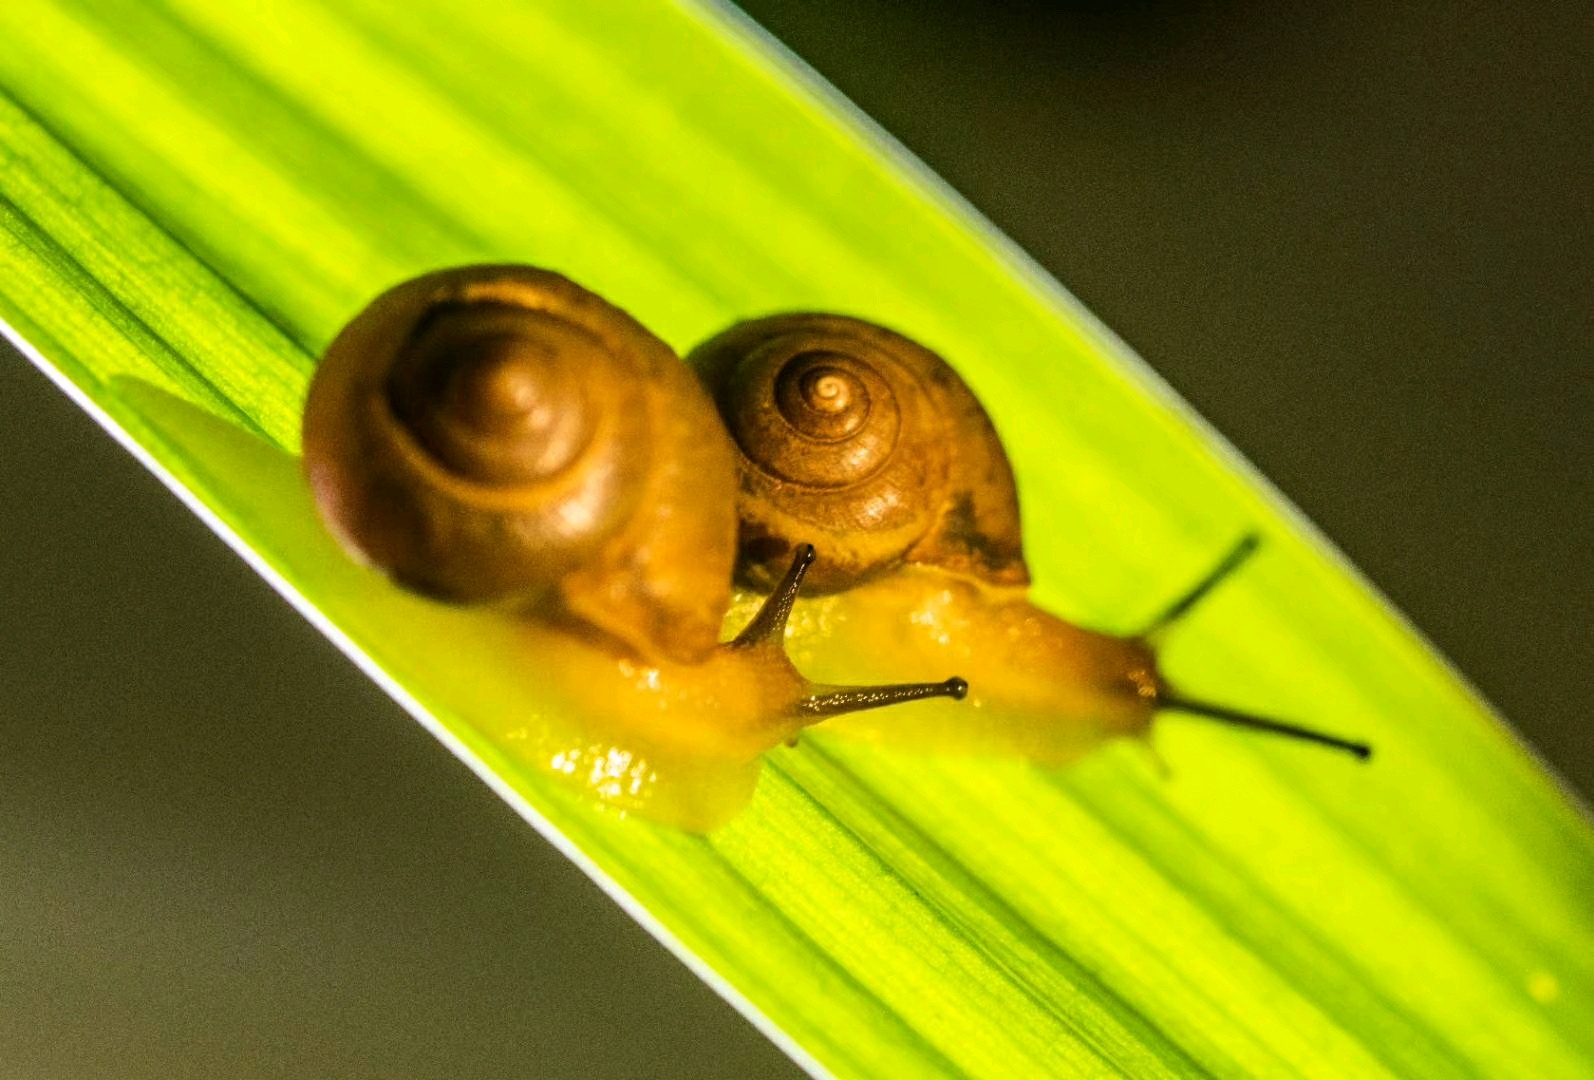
left=302, top=265, right=738, bottom=665
left=688, top=313, right=1029, bottom=592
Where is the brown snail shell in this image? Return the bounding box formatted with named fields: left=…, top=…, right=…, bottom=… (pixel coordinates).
left=302, top=265, right=738, bottom=665
left=687, top=313, right=1029, bottom=592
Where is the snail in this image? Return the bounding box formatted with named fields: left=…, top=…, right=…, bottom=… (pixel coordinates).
left=300, top=267, right=968, bottom=828
left=688, top=313, right=1371, bottom=766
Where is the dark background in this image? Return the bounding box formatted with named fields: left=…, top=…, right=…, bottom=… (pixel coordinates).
left=1, top=2, right=1588, bottom=1077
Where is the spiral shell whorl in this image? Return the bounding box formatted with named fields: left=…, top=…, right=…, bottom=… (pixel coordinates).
left=725, top=344, right=903, bottom=489
left=386, top=301, right=600, bottom=487
left=689, top=313, right=1029, bottom=592
left=303, top=265, right=738, bottom=663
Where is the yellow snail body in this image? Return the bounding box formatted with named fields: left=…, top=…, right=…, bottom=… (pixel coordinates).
left=300, top=268, right=967, bottom=828
left=778, top=572, right=1162, bottom=765
left=692, top=314, right=1371, bottom=765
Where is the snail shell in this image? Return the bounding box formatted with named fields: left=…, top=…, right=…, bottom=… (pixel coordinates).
left=302, top=265, right=738, bottom=665
left=688, top=314, right=1028, bottom=592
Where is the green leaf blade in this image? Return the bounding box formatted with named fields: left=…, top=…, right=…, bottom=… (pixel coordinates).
left=2, top=1, right=1590, bottom=1077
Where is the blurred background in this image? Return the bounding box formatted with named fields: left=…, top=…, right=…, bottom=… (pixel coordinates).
left=1, top=1, right=1588, bottom=1077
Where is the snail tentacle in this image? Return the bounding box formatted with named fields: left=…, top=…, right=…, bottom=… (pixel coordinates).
left=731, top=543, right=970, bottom=721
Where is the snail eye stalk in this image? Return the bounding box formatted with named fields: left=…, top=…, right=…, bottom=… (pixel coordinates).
left=1142, top=532, right=1262, bottom=636
left=796, top=678, right=969, bottom=719
left=1159, top=696, right=1373, bottom=760
left=735, top=543, right=970, bottom=719
left=731, top=543, right=818, bottom=649
left=1139, top=533, right=1372, bottom=760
